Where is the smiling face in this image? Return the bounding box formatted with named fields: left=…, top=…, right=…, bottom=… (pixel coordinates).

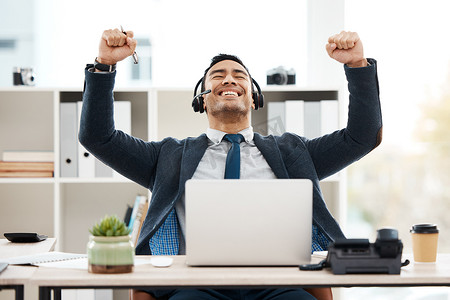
left=202, top=60, right=255, bottom=120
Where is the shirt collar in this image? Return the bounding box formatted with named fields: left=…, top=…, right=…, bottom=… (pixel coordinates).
left=206, top=126, right=254, bottom=145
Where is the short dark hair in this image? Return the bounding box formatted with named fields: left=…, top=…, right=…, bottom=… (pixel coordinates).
left=201, top=54, right=253, bottom=92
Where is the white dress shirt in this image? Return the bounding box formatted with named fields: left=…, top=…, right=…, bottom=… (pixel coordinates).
left=175, top=126, right=276, bottom=254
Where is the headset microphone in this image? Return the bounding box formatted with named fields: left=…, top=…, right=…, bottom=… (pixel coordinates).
left=193, top=89, right=211, bottom=100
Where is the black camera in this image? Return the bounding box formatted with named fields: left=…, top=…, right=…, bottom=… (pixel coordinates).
left=13, top=67, right=35, bottom=86
left=266, top=66, right=295, bottom=85
left=300, top=228, right=410, bottom=274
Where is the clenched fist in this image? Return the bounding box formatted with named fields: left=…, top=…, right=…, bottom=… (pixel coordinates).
left=326, top=31, right=367, bottom=68
left=97, top=28, right=137, bottom=65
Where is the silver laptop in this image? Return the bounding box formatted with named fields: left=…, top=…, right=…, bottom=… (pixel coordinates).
left=185, top=179, right=312, bottom=266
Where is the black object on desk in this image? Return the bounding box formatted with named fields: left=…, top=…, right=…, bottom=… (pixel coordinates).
left=4, top=233, right=48, bottom=243
left=300, top=228, right=410, bottom=274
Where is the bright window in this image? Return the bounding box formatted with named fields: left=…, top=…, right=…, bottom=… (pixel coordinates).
left=345, top=0, right=450, bottom=251
left=344, top=0, right=450, bottom=298
left=0, top=0, right=308, bottom=88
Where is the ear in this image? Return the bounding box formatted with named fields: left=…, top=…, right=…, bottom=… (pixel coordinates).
left=202, top=95, right=208, bottom=113
left=250, top=92, right=256, bottom=110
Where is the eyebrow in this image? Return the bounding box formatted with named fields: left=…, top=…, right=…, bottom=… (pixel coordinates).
left=208, top=68, right=249, bottom=77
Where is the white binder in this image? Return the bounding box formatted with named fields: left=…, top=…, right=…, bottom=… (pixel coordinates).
left=268, top=100, right=337, bottom=139
left=304, top=101, right=321, bottom=139
left=267, top=101, right=286, bottom=135
left=95, top=158, right=113, bottom=177
left=60, top=103, right=78, bottom=177
left=285, top=100, right=305, bottom=136
left=77, top=101, right=132, bottom=178
left=321, top=100, right=339, bottom=135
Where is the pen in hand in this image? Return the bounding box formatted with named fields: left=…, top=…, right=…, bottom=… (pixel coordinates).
left=120, top=25, right=139, bottom=64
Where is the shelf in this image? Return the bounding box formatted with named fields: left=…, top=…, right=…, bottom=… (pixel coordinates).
left=57, top=177, right=135, bottom=184
left=0, top=178, right=54, bottom=184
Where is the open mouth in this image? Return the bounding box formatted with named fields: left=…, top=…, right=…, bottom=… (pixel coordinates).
left=219, top=90, right=242, bottom=97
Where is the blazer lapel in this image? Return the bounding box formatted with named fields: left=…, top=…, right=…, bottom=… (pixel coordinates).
left=253, top=133, right=289, bottom=179
left=178, top=134, right=209, bottom=193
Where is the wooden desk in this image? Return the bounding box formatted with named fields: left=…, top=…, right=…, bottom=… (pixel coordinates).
left=32, top=254, right=450, bottom=300
left=0, top=239, right=56, bottom=258
left=0, top=266, right=35, bottom=300
left=0, top=238, right=56, bottom=300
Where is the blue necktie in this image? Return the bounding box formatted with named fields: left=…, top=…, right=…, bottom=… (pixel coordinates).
left=223, top=134, right=244, bottom=179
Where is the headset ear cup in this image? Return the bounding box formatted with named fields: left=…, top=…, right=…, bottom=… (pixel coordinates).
left=192, top=77, right=205, bottom=113
left=251, top=78, right=264, bottom=111
left=192, top=98, right=199, bottom=112
left=258, top=93, right=264, bottom=109
left=198, top=96, right=205, bottom=113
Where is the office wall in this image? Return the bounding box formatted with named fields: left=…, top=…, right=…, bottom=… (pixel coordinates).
left=0, top=0, right=35, bottom=87
left=0, top=0, right=311, bottom=88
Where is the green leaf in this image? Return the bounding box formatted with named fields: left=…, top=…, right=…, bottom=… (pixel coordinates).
left=90, top=214, right=131, bottom=236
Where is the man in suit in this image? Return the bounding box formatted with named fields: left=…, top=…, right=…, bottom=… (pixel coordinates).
left=80, top=29, right=382, bottom=300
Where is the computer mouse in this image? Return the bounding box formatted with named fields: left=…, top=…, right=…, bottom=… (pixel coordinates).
left=150, top=256, right=173, bottom=267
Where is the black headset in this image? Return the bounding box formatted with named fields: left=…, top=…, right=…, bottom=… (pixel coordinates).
left=191, top=77, right=264, bottom=113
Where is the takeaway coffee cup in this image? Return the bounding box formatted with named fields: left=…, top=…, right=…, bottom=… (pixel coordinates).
left=410, top=224, right=439, bottom=263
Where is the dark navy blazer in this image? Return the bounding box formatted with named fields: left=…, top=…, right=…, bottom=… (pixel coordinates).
left=79, top=59, right=382, bottom=255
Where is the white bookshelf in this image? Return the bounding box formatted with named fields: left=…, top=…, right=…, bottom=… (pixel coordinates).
left=0, top=86, right=344, bottom=251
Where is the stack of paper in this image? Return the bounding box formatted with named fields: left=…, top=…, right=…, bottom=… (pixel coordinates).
left=0, top=161, right=54, bottom=178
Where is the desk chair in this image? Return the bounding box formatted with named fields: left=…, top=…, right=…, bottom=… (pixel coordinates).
left=130, top=290, right=155, bottom=300
left=305, top=288, right=333, bottom=300
left=130, top=288, right=333, bottom=300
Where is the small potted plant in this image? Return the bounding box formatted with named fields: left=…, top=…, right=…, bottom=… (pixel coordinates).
left=87, top=215, right=134, bottom=273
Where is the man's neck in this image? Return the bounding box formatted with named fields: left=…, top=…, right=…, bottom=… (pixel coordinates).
left=208, top=119, right=250, bottom=134
left=209, top=124, right=249, bottom=134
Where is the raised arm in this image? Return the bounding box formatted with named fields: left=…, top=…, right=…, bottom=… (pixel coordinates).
left=307, top=31, right=382, bottom=180
left=79, top=29, right=159, bottom=188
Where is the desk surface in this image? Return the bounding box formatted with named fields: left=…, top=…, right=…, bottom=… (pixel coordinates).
left=31, top=254, right=450, bottom=288
left=0, top=238, right=56, bottom=259
left=0, top=266, right=36, bottom=285
left=0, top=238, right=56, bottom=285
